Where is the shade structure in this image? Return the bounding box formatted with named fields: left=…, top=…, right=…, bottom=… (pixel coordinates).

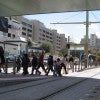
left=0, top=0, right=100, bottom=16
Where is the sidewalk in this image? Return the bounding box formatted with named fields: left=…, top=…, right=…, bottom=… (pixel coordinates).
left=0, top=66, right=99, bottom=87
left=0, top=67, right=49, bottom=87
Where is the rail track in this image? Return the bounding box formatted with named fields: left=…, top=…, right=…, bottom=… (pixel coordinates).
left=0, top=69, right=100, bottom=100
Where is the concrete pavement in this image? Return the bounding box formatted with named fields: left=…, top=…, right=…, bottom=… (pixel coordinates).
left=0, top=65, right=99, bottom=89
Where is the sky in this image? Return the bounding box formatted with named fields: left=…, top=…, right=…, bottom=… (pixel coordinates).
left=24, top=10, right=100, bottom=43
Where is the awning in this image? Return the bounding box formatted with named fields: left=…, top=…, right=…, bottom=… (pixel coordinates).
left=0, top=0, right=100, bottom=16
left=5, top=36, right=26, bottom=43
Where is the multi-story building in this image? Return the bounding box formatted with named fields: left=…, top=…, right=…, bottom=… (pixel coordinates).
left=0, top=17, right=26, bottom=55
left=12, top=16, right=33, bottom=40
left=0, top=16, right=67, bottom=55
left=90, top=34, right=97, bottom=49
left=32, top=20, right=67, bottom=53
left=80, top=33, right=100, bottom=50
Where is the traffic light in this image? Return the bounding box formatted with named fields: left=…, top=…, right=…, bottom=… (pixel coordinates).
left=66, top=44, right=70, bottom=49
left=27, top=40, right=32, bottom=47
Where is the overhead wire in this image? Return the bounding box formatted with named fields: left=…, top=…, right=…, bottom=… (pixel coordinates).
left=56, top=11, right=84, bottom=23
left=90, top=11, right=99, bottom=21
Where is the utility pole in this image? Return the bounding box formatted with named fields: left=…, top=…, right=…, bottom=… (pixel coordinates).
left=85, top=11, right=89, bottom=68
left=67, top=36, right=70, bottom=56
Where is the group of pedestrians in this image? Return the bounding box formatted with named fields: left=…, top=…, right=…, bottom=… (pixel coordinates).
left=18, top=52, right=69, bottom=76
left=30, top=53, right=69, bottom=77
left=0, top=45, right=75, bottom=76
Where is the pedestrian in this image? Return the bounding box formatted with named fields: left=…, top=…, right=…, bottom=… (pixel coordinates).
left=69, top=55, right=74, bottom=72
left=37, top=52, right=47, bottom=74
left=0, top=46, right=5, bottom=72
left=46, top=55, right=54, bottom=76
left=61, top=55, right=68, bottom=74
left=53, top=60, right=57, bottom=76
left=22, top=54, right=30, bottom=75
left=56, top=58, right=62, bottom=77
left=31, top=54, right=41, bottom=75
left=15, top=55, right=22, bottom=72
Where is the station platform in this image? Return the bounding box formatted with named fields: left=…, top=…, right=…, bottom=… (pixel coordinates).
left=0, top=66, right=99, bottom=88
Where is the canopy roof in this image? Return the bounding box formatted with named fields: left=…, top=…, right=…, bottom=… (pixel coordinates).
left=5, top=37, right=26, bottom=43
left=0, top=0, right=100, bottom=16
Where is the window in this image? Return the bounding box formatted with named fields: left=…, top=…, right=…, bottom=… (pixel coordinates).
left=22, top=22, right=27, bottom=26
left=22, top=27, right=26, bottom=30
left=8, top=24, right=11, bottom=28
left=22, top=32, right=26, bottom=36
left=28, top=24, right=32, bottom=28
left=8, top=33, right=11, bottom=37
left=43, top=30, right=45, bottom=33
left=12, top=34, right=15, bottom=38
left=28, top=34, right=32, bottom=37
left=27, top=29, right=32, bottom=32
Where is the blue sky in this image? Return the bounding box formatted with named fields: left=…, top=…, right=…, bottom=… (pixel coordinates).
left=24, top=10, right=100, bottom=43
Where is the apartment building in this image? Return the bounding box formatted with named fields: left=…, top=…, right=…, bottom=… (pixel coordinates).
left=0, top=16, right=67, bottom=54
left=80, top=33, right=100, bottom=50
left=14, top=17, right=67, bottom=53
left=0, top=17, right=26, bottom=55
left=32, top=20, right=67, bottom=53
left=12, top=16, right=33, bottom=40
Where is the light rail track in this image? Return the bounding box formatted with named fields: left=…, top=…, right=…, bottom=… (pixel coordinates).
left=39, top=72, right=100, bottom=100
left=0, top=71, right=100, bottom=100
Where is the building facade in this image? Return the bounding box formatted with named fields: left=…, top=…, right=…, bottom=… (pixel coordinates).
left=80, top=33, right=100, bottom=50
left=0, top=16, right=67, bottom=55
left=13, top=17, right=67, bottom=53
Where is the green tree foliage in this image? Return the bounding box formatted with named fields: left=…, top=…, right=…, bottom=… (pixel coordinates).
left=59, top=48, right=68, bottom=56
left=40, top=42, right=53, bottom=53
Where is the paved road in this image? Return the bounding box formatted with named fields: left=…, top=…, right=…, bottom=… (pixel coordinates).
left=0, top=67, right=100, bottom=100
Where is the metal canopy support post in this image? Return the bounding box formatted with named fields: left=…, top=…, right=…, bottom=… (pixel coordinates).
left=26, top=32, right=29, bottom=54
left=85, top=11, right=89, bottom=68
left=68, top=36, right=70, bottom=56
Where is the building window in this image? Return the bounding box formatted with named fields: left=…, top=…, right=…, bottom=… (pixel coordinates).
left=42, top=34, right=45, bottom=37
left=12, top=34, right=15, bottom=38
left=46, top=32, right=49, bottom=34
left=43, top=30, right=45, bottom=33
left=22, top=22, right=27, bottom=26
left=22, top=32, right=26, bottom=36
left=28, top=34, right=32, bottom=37
left=28, top=24, right=32, bottom=28
left=27, top=29, right=32, bottom=32
left=8, top=24, right=11, bottom=28
left=8, top=33, right=11, bottom=37
left=22, top=27, right=26, bottom=31
left=50, top=33, right=52, bottom=35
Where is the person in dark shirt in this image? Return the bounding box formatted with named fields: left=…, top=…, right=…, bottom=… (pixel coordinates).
left=15, top=56, right=22, bottom=72
left=37, top=52, right=46, bottom=74
left=69, top=55, right=74, bottom=72
left=0, top=46, right=5, bottom=72
left=31, top=54, right=41, bottom=75
left=46, top=55, right=54, bottom=76
left=22, top=54, right=30, bottom=75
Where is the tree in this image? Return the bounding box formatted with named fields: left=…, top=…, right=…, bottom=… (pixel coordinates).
left=40, top=42, right=53, bottom=53
left=59, top=48, right=68, bottom=56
